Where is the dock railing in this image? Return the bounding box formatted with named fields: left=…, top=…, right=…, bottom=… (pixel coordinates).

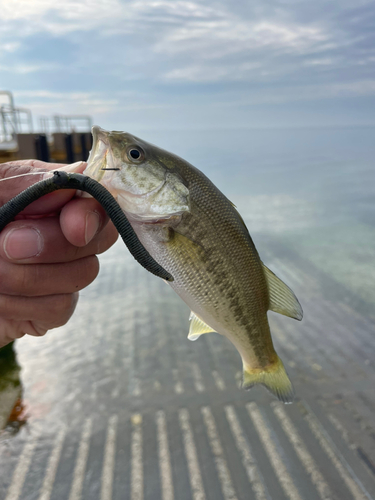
left=0, top=92, right=93, bottom=163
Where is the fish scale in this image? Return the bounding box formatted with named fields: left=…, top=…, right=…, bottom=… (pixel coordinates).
left=134, top=204, right=273, bottom=363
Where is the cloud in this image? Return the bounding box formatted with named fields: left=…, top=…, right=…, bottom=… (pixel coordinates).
left=157, top=20, right=328, bottom=58
left=0, top=0, right=213, bottom=35
left=0, top=0, right=374, bottom=128
left=12, top=90, right=119, bottom=118
left=303, top=58, right=335, bottom=66
left=2, top=41, right=20, bottom=52
left=0, top=63, right=44, bottom=74
left=0, top=0, right=329, bottom=53
left=204, top=79, right=375, bottom=107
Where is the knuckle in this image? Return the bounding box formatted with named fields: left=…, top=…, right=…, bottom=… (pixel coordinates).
left=47, top=294, right=77, bottom=327
left=0, top=294, right=14, bottom=313
left=85, top=255, right=100, bottom=282
left=95, top=223, right=119, bottom=254
left=75, top=256, right=99, bottom=288
left=10, top=264, right=42, bottom=296
left=27, top=322, right=48, bottom=337
left=0, top=163, right=17, bottom=180
left=14, top=264, right=33, bottom=294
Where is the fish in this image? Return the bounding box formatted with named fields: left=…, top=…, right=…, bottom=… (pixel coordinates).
left=84, top=126, right=303, bottom=403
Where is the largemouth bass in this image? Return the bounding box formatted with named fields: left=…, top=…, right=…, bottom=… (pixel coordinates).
left=85, top=126, right=303, bottom=403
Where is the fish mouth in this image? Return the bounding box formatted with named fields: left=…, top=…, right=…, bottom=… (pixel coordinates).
left=86, top=127, right=170, bottom=217
left=85, top=126, right=189, bottom=223
left=85, top=126, right=115, bottom=182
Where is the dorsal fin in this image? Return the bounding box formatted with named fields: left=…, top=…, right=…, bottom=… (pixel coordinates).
left=262, top=264, right=303, bottom=321
left=188, top=311, right=216, bottom=341
left=229, top=200, right=247, bottom=227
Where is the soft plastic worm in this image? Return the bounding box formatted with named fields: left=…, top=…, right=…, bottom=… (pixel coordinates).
left=0, top=171, right=174, bottom=282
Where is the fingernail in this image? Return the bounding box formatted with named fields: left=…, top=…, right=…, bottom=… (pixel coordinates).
left=4, top=227, right=43, bottom=260
left=85, top=211, right=100, bottom=244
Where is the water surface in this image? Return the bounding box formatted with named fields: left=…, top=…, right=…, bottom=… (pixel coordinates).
left=1, top=126, right=374, bottom=499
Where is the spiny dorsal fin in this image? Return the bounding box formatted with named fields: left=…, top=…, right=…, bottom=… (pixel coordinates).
left=262, top=264, right=303, bottom=321
left=229, top=200, right=247, bottom=227
left=188, top=311, right=216, bottom=341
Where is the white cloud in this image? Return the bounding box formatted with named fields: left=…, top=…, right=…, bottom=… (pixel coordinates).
left=130, top=0, right=215, bottom=19
left=0, top=0, right=328, bottom=55
left=303, top=58, right=335, bottom=66
left=155, top=19, right=329, bottom=59
left=0, top=63, right=44, bottom=73
left=329, top=80, right=375, bottom=96
left=13, top=90, right=119, bottom=119
left=209, top=79, right=375, bottom=106
left=0, top=0, right=214, bottom=34
left=2, top=41, right=20, bottom=52
left=0, top=0, right=121, bottom=23
left=164, top=64, right=231, bottom=82
left=0, top=0, right=374, bottom=128
left=357, top=56, right=375, bottom=65
left=164, top=60, right=274, bottom=83
left=0, top=0, right=336, bottom=89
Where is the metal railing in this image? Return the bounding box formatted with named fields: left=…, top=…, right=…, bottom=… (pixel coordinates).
left=0, top=92, right=93, bottom=162
left=40, top=115, right=93, bottom=135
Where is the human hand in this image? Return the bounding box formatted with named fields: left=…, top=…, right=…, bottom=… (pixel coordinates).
left=0, top=160, right=118, bottom=348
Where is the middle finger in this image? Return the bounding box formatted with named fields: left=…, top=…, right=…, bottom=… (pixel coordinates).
left=0, top=255, right=100, bottom=296
left=0, top=216, right=118, bottom=264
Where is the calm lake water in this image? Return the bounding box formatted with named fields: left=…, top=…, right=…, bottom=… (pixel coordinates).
left=146, top=126, right=375, bottom=305
left=1, top=126, right=374, bottom=500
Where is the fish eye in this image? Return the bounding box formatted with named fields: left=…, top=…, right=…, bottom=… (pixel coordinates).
left=127, top=147, right=144, bottom=162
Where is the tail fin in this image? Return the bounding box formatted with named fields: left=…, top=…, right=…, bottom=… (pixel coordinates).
left=242, top=356, right=294, bottom=404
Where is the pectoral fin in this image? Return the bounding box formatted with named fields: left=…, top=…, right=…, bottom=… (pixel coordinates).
left=166, top=230, right=207, bottom=267
left=188, top=311, right=216, bottom=341
left=262, top=264, right=303, bottom=321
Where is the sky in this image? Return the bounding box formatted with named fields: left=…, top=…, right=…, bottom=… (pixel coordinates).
left=0, top=0, right=375, bottom=132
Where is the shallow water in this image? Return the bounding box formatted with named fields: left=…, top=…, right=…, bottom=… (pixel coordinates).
left=1, top=126, right=375, bottom=499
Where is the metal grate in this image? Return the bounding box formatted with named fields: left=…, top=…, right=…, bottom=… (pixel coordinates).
left=2, top=399, right=374, bottom=500
left=1, top=237, right=375, bottom=500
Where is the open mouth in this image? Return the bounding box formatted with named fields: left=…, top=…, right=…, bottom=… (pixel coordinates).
left=85, top=126, right=115, bottom=182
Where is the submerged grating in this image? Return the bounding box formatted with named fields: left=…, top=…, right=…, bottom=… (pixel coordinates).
left=2, top=399, right=375, bottom=500
left=1, top=237, right=375, bottom=500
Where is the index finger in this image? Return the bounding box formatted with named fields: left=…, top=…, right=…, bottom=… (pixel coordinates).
left=3, top=159, right=68, bottom=171
left=0, top=161, right=87, bottom=215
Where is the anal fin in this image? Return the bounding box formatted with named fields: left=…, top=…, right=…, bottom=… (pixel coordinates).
left=188, top=311, right=216, bottom=341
